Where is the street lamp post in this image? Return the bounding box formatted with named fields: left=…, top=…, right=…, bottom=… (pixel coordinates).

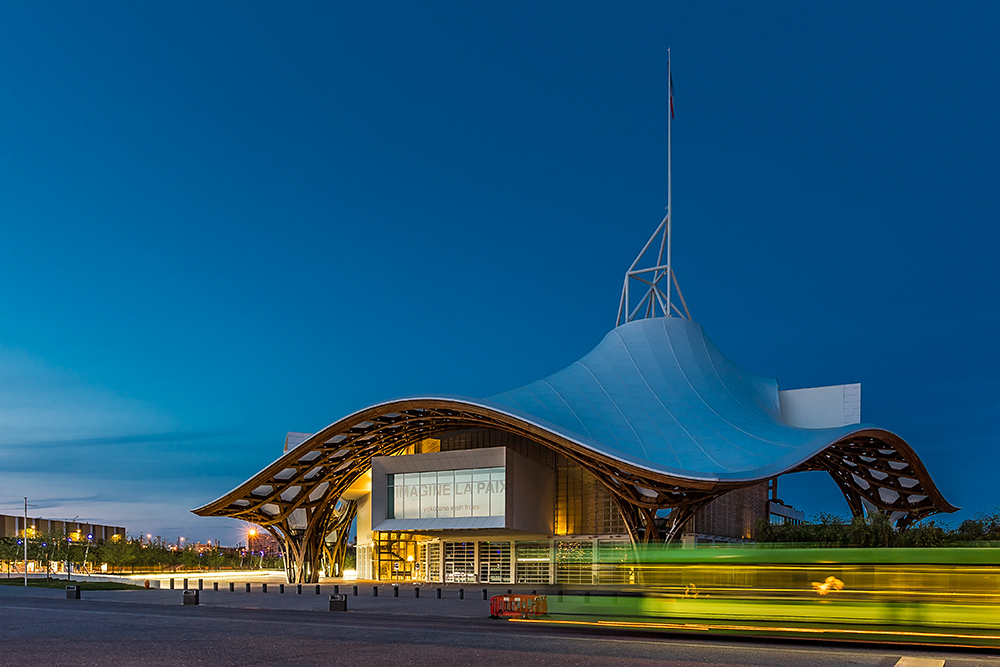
left=20, top=498, right=37, bottom=587
left=82, top=534, right=93, bottom=575
left=247, top=528, right=257, bottom=569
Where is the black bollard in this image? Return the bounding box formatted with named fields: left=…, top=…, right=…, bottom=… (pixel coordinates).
left=393, top=586, right=399, bottom=597
left=297, top=584, right=302, bottom=594
left=531, top=590, right=536, bottom=595
left=459, top=588, right=464, bottom=600
left=558, top=590, right=563, bottom=602
left=245, top=583, right=251, bottom=593
left=183, top=578, right=188, bottom=590
left=169, top=579, right=175, bottom=590
left=229, top=582, right=235, bottom=592
left=415, top=587, right=420, bottom=598
left=373, top=586, right=378, bottom=597
left=353, top=585, right=358, bottom=596
left=506, top=589, right=512, bottom=595
left=315, top=584, right=320, bottom=595
left=584, top=590, right=590, bottom=603
left=279, top=584, right=284, bottom=594
left=198, top=579, right=204, bottom=591
left=334, top=585, right=339, bottom=594
left=262, top=583, right=267, bottom=593
left=213, top=582, right=218, bottom=591
left=482, top=588, right=487, bottom=600
left=436, top=587, right=442, bottom=599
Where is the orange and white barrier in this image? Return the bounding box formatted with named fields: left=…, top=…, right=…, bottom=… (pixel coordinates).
left=490, top=594, right=547, bottom=618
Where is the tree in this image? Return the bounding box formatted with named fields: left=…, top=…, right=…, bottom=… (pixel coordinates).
left=954, top=507, right=1000, bottom=543
left=99, top=534, right=132, bottom=574
left=0, top=537, right=20, bottom=576
left=756, top=506, right=1000, bottom=547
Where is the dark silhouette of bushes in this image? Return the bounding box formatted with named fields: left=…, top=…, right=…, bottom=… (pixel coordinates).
left=756, top=506, right=999, bottom=547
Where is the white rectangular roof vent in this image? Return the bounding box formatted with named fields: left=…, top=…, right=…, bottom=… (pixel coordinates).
left=778, top=383, right=861, bottom=428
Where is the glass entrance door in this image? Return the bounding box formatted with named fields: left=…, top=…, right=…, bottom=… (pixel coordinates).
left=418, top=541, right=442, bottom=582
left=443, top=541, right=477, bottom=583
left=479, top=541, right=511, bottom=584
left=515, top=541, right=552, bottom=584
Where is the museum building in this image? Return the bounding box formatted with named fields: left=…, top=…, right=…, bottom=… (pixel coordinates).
left=194, top=217, right=957, bottom=584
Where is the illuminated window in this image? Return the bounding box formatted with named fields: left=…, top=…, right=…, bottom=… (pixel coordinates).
left=387, top=467, right=505, bottom=520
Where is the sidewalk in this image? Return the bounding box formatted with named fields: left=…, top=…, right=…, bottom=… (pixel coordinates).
left=0, top=581, right=548, bottom=619
left=6, top=582, right=997, bottom=649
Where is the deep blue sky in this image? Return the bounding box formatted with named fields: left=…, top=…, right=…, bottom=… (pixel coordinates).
left=1, top=1, right=997, bottom=544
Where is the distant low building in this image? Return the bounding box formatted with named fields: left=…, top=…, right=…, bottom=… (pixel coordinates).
left=244, top=526, right=282, bottom=557
left=0, top=514, right=125, bottom=542
left=768, top=502, right=806, bottom=526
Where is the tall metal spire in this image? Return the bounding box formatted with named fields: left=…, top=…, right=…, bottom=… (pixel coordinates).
left=616, top=50, right=691, bottom=326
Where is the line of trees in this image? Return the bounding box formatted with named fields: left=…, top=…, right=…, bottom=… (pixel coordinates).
left=0, top=532, right=285, bottom=577
left=756, top=508, right=1000, bottom=548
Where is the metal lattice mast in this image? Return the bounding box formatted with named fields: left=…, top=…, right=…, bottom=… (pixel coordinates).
left=616, top=51, right=691, bottom=327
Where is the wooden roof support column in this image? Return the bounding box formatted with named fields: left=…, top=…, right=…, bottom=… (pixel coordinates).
left=323, top=501, right=358, bottom=578
left=662, top=502, right=705, bottom=544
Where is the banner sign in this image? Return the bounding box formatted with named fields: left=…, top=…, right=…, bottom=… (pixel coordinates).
left=388, top=467, right=505, bottom=519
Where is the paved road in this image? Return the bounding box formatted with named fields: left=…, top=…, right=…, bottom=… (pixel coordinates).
left=0, top=587, right=994, bottom=667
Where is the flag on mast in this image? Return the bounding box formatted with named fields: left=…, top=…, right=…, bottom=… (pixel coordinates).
left=669, top=57, right=675, bottom=119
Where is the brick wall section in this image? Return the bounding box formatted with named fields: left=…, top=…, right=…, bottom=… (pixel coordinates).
left=684, top=482, right=769, bottom=539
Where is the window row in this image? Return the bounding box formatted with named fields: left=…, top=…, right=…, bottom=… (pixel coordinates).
left=387, top=467, right=505, bottom=519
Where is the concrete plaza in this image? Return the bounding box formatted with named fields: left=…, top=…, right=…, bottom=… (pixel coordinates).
left=1, top=584, right=992, bottom=667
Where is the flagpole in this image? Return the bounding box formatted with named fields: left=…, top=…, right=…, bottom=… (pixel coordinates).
left=666, top=49, right=673, bottom=318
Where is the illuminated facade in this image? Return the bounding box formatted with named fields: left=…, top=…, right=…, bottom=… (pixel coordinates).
left=194, top=218, right=957, bottom=584
left=0, top=514, right=125, bottom=542
left=193, top=314, right=956, bottom=583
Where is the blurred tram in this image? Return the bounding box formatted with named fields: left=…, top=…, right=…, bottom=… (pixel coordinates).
left=540, top=546, right=1000, bottom=647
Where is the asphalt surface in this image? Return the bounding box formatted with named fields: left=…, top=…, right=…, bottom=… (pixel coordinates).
left=0, top=586, right=995, bottom=667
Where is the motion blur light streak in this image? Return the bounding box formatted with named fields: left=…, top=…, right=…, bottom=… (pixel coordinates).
left=521, top=545, right=999, bottom=648
left=810, top=576, right=845, bottom=595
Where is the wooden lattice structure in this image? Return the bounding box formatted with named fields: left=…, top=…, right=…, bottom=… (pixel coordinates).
left=193, top=398, right=956, bottom=583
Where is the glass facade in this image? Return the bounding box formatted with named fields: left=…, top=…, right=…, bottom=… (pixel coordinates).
left=556, top=539, right=595, bottom=585
left=353, top=429, right=772, bottom=586
left=443, top=541, right=477, bottom=583
left=387, top=467, right=505, bottom=519
left=515, top=541, right=552, bottom=584
left=361, top=537, right=636, bottom=585
left=478, top=541, right=511, bottom=583
left=416, top=542, right=440, bottom=583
